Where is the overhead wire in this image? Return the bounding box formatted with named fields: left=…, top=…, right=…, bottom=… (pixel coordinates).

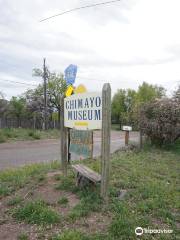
left=40, top=0, right=121, bottom=22
left=0, top=79, right=38, bottom=87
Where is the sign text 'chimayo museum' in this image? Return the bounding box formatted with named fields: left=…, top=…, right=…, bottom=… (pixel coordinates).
left=64, top=92, right=102, bottom=130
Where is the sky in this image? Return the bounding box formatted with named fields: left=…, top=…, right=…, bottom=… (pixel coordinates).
left=0, top=0, right=180, bottom=99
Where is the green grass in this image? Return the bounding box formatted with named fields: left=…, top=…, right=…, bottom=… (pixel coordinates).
left=58, top=196, right=69, bottom=205
left=68, top=189, right=102, bottom=222
left=0, top=128, right=60, bottom=143
left=17, top=233, right=29, bottom=240
left=12, top=200, right=60, bottom=225
left=0, top=141, right=179, bottom=239
left=7, top=196, right=23, bottom=206
left=0, top=161, right=60, bottom=197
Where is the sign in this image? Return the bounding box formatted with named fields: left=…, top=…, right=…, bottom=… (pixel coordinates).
left=122, top=126, right=132, bottom=131
left=64, top=92, right=102, bottom=130
left=65, top=85, right=74, bottom=97
left=64, top=64, right=77, bottom=85
left=74, top=84, right=87, bottom=94
left=69, top=129, right=93, bottom=158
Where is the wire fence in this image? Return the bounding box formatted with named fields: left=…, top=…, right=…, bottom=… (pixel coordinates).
left=0, top=117, right=60, bottom=129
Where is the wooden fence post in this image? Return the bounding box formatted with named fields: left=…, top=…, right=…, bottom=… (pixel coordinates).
left=139, top=129, right=143, bottom=149
left=101, top=83, right=111, bottom=201
left=60, top=95, right=68, bottom=176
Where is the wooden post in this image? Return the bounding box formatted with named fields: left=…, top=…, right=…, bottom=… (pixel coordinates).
left=125, top=131, right=129, bottom=146
left=139, top=129, right=143, bottom=149
left=60, top=95, right=68, bottom=176
left=101, top=83, right=111, bottom=201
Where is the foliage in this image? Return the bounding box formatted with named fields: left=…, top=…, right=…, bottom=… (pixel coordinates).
left=0, top=128, right=60, bottom=143
left=58, top=196, right=69, bottom=205
left=12, top=200, right=60, bottom=224
left=8, top=97, right=27, bottom=121
left=111, top=82, right=166, bottom=129
left=32, top=68, right=66, bottom=122
left=137, top=82, right=166, bottom=103
left=140, top=98, right=180, bottom=145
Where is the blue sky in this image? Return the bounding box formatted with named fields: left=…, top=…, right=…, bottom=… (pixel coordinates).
left=0, top=0, right=180, bottom=99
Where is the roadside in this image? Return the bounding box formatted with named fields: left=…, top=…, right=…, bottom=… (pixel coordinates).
left=0, top=143, right=179, bottom=240
left=0, top=128, right=60, bottom=143
left=0, top=131, right=139, bottom=170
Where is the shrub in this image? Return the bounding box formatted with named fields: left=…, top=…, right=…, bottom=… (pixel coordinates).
left=140, top=98, right=180, bottom=145
left=0, top=133, right=6, bottom=143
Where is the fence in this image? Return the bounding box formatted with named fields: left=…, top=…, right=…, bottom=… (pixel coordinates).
left=0, top=117, right=60, bottom=129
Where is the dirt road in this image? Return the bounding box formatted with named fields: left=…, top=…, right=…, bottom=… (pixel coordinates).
left=0, top=131, right=139, bottom=170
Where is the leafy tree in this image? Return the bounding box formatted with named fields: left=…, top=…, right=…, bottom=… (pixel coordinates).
left=32, top=68, right=66, bottom=123
left=8, top=97, right=27, bottom=126
left=140, top=98, right=180, bottom=145
left=173, top=85, right=180, bottom=102
left=111, top=89, right=137, bottom=128
left=137, top=82, right=166, bottom=103
left=111, top=82, right=166, bottom=129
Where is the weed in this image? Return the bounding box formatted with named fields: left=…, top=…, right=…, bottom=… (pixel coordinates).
left=68, top=188, right=102, bottom=221
left=12, top=200, right=60, bottom=225
left=51, top=230, right=87, bottom=240
left=17, top=233, right=29, bottom=240
left=7, top=196, right=23, bottom=206
left=0, top=183, right=13, bottom=197
left=58, top=196, right=69, bottom=205
left=0, top=133, right=6, bottom=143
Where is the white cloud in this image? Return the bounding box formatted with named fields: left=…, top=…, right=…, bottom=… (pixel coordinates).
left=0, top=0, right=180, bottom=99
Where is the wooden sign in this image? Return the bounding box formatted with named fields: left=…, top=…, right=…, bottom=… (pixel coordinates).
left=69, top=129, right=93, bottom=158
left=64, top=92, right=102, bottom=130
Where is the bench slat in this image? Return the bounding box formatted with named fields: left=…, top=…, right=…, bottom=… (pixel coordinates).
left=72, top=164, right=101, bottom=183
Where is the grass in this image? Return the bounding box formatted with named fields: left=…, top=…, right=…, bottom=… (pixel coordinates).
left=17, top=233, right=29, bottom=240
left=0, top=161, right=60, bottom=197
left=0, top=141, right=179, bottom=239
left=7, top=196, right=23, bottom=206
left=12, top=200, right=60, bottom=225
left=0, top=128, right=60, bottom=143
left=58, top=196, right=69, bottom=205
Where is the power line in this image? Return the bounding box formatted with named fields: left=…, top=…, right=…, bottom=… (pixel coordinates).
left=0, top=78, right=38, bottom=87
left=40, top=0, right=121, bottom=22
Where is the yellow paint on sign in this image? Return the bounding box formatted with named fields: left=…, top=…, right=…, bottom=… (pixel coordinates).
left=65, top=85, right=74, bottom=97
left=74, top=84, right=87, bottom=94
left=75, top=122, right=88, bottom=127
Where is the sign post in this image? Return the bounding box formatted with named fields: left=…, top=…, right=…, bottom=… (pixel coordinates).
left=122, top=126, right=132, bottom=146
left=60, top=95, right=68, bottom=176
left=62, top=83, right=111, bottom=201
left=101, top=83, right=111, bottom=201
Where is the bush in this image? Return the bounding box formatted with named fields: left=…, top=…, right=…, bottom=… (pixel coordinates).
left=140, top=98, right=180, bottom=145
left=0, top=133, right=6, bottom=143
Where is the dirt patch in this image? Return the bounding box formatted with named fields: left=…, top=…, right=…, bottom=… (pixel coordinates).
left=77, top=212, right=112, bottom=234
left=0, top=222, right=38, bottom=240
left=0, top=170, right=111, bottom=239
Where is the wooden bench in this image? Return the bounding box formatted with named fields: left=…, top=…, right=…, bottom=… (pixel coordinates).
left=72, top=164, right=101, bottom=187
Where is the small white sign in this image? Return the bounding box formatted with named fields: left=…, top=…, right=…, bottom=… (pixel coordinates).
left=122, top=126, right=132, bottom=131
left=64, top=92, right=102, bottom=130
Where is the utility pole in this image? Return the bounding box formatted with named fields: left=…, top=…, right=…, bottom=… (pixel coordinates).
left=43, top=58, right=47, bottom=130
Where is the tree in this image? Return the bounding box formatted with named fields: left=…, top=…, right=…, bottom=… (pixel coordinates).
left=173, top=85, right=180, bottom=102
left=8, top=97, right=27, bottom=127
left=137, top=82, right=166, bottom=103
left=140, top=98, right=180, bottom=145
left=111, top=89, right=137, bottom=128
left=111, top=82, right=166, bottom=129
left=47, top=72, right=66, bottom=122
left=32, top=68, right=67, bottom=124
